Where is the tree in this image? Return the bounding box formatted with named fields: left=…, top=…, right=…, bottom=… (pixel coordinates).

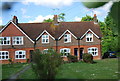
left=81, top=15, right=119, bottom=54
left=43, top=18, right=53, bottom=23
left=43, top=13, right=65, bottom=22
left=81, top=15, right=93, bottom=21
left=32, top=49, right=63, bottom=79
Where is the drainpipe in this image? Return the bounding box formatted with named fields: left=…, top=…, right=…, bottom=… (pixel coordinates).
left=55, top=38, right=58, bottom=52
left=33, top=39, right=36, bottom=50
left=77, top=38, right=80, bottom=60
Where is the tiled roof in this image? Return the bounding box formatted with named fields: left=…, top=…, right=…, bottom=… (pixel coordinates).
left=17, top=21, right=102, bottom=40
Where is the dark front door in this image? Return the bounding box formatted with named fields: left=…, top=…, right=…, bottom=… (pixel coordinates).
left=30, top=50, right=34, bottom=62
left=74, top=48, right=78, bottom=56
left=80, top=48, right=84, bottom=59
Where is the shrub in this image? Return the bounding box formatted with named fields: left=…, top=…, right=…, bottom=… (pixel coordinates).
left=82, top=53, right=93, bottom=63
left=32, top=49, right=63, bottom=79
left=8, top=58, right=13, bottom=64
left=67, top=55, right=78, bottom=63
left=26, top=58, right=29, bottom=63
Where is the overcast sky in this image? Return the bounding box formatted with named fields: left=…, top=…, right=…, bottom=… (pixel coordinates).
left=1, top=0, right=113, bottom=25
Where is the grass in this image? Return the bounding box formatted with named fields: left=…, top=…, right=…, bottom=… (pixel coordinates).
left=18, top=58, right=119, bottom=79
left=2, top=63, right=29, bottom=80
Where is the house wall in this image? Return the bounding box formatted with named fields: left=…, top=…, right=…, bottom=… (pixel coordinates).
left=0, top=23, right=34, bottom=49
left=0, top=22, right=102, bottom=64
left=80, top=34, right=101, bottom=45
left=0, top=23, right=34, bottom=64
left=36, top=32, right=56, bottom=48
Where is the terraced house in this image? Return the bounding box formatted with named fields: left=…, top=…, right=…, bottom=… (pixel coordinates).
left=0, top=14, right=102, bottom=64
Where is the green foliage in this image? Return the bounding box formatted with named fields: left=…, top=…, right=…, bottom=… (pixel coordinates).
left=26, top=58, right=29, bottom=63
left=43, top=13, right=65, bottom=22
left=82, top=53, right=93, bottom=63
left=43, top=18, right=53, bottom=22
left=81, top=15, right=93, bottom=21
left=58, top=13, right=65, bottom=21
left=67, top=55, right=78, bottom=63
left=32, top=49, right=63, bottom=79
left=99, top=16, right=119, bottom=54
left=8, top=58, right=13, bottom=64
left=82, top=2, right=107, bottom=8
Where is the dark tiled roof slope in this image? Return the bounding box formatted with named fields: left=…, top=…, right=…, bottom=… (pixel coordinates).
left=18, top=21, right=102, bottom=40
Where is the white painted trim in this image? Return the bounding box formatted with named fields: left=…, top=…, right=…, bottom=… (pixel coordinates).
left=36, top=30, right=55, bottom=40
left=0, top=51, right=9, bottom=60
left=64, top=34, right=71, bottom=43
left=58, top=29, right=77, bottom=40
left=41, top=35, right=49, bottom=44
left=0, top=20, right=12, bottom=33
left=0, top=21, right=34, bottom=43
left=80, top=29, right=99, bottom=39
left=12, top=36, right=24, bottom=45
left=88, top=47, right=98, bottom=56
left=15, top=50, right=26, bottom=59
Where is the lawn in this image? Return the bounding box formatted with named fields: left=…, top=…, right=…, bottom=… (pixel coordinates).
left=18, top=58, right=119, bottom=79
left=2, top=63, right=29, bottom=80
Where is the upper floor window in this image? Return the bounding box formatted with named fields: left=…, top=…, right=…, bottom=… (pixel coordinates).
left=60, top=48, right=70, bottom=57
left=0, top=51, right=9, bottom=60
left=42, top=35, right=49, bottom=43
left=64, top=34, right=71, bottom=43
left=0, top=37, right=10, bottom=45
left=13, top=36, right=23, bottom=45
left=88, top=47, right=98, bottom=56
left=15, top=50, right=26, bottom=59
left=86, top=33, right=93, bottom=42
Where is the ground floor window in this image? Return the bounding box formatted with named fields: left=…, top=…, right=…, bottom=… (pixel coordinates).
left=0, top=51, right=9, bottom=60
left=60, top=48, right=70, bottom=57
left=88, top=47, right=98, bottom=56
left=15, top=50, right=26, bottom=59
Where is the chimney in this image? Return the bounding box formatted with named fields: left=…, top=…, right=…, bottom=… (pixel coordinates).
left=93, top=14, right=98, bottom=24
left=12, top=16, right=18, bottom=24
left=53, top=15, right=59, bottom=25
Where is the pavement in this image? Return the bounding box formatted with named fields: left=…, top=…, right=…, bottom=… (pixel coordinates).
left=3, top=64, right=31, bottom=81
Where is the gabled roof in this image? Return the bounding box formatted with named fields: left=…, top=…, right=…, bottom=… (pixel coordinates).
left=0, top=21, right=34, bottom=43
left=1, top=21, right=102, bottom=42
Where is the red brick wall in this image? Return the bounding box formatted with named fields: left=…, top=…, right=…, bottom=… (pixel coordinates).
left=0, top=48, right=34, bottom=64
left=0, top=22, right=34, bottom=49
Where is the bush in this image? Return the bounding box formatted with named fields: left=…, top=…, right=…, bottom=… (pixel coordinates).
left=26, top=58, right=29, bottom=63
left=82, top=53, right=93, bottom=63
left=32, top=49, right=63, bottom=79
left=67, top=55, right=78, bottom=63
left=8, top=58, right=13, bottom=64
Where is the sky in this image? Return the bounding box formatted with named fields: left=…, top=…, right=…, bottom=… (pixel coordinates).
left=1, top=0, right=114, bottom=25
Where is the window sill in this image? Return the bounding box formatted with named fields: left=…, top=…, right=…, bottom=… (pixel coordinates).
left=15, top=58, right=26, bottom=59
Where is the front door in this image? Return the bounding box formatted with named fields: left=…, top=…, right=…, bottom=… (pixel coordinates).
left=80, top=48, right=84, bottom=59
left=30, top=50, right=34, bottom=62
left=74, top=48, right=78, bottom=56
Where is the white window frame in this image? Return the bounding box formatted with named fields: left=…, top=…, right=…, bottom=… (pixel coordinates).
left=43, top=49, right=48, bottom=54
left=15, top=50, right=26, bottom=59
left=64, top=34, right=71, bottom=43
left=86, top=33, right=93, bottom=42
left=12, top=36, right=23, bottom=45
left=0, top=37, right=11, bottom=45
left=88, top=47, right=98, bottom=56
left=0, top=51, right=9, bottom=60
left=60, top=48, right=70, bottom=57
left=42, top=35, right=49, bottom=44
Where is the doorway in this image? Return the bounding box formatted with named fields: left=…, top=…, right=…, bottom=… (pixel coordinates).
left=30, top=50, right=34, bottom=62
left=74, top=48, right=78, bottom=56
left=80, top=48, right=84, bottom=59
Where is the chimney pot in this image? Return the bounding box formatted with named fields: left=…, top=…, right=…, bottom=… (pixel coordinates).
left=12, top=16, right=18, bottom=24
left=53, top=15, right=59, bottom=25
left=93, top=14, right=98, bottom=24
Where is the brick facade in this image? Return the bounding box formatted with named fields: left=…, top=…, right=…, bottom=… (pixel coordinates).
left=0, top=16, right=102, bottom=64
